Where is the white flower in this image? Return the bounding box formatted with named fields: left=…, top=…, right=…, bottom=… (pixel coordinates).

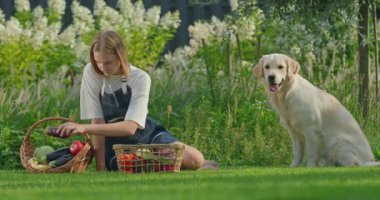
left=290, top=46, right=301, bottom=56
left=235, top=16, right=256, bottom=40
left=94, top=0, right=107, bottom=16
left=75, top=42, right=90, bottom=63
left=103, top=7, right=123, bottom=26
left=210, top=16, right=227, bottom=41
left=32, top=30, right=45, bottom=47
left=189, top=38, right=200, bottom=49
left=6, top=17, right=24, bottom=38
left=164, top=46, right=193, bottom=70
left=230, top=0, right=239, bottom=11
left=32, top=6, right=44, bottom=19
left=45, top=23, right=61, bottom=44
left=15, top=0, right=30, bottom=12
left=71, top=1, right=94, bottom=34
left=58, top=25, right=76, bottom=47
left=48, top=0, right=66, bottom=16
left=159, top=11, right=180, bottom=29
left=131, top=1, right=145, bottom=26
left=145, top=6, right=161, bottom=25
left=189, top=21, right=214, bottom=46
left=32, top=16, right=48, bottom=32
left=326, top=41, right=335, bottom=50
left=118, top=0, right=134, bottom=19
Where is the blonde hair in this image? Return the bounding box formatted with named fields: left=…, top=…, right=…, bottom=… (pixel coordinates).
left=89, top=30, right=129, bottom=76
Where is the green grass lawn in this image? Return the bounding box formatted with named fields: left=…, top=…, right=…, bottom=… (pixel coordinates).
left=1, top=167, right=380, bottom=200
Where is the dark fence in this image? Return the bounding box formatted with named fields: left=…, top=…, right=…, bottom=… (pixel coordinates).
left=0, top=0, right=231, bottom=53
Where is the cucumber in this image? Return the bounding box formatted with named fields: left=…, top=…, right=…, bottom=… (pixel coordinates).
left=49, top=154, right=74, bottom=168
left=46, top=147, right=71, bottom=162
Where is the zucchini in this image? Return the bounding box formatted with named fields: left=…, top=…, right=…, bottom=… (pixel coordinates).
left=46, top=147, right=71, bottom=162
left=49, top=154, right=74, bottom=168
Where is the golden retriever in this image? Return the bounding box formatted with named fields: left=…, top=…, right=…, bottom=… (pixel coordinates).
left=253, top=53, right=378, bottom=167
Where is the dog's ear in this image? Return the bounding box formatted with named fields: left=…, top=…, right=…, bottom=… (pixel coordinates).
left=253, top=57, right=264, bottom=78
left=286, top=56, right=300, bottom=79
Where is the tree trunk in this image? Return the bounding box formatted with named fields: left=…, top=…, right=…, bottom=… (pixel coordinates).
left=358, top=0, right=370, bottom=118
left=373, top=1, right=379, bottom=101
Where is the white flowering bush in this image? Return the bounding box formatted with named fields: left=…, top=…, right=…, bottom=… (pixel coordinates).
left=0, top=0, right=180, bottom=89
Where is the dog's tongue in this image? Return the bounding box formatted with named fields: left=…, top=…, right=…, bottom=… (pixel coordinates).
left=270, top=84, right=279, bottom=92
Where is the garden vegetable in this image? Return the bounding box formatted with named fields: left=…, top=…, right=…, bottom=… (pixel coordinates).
left=117, top=153, right=136, bottom=173
left=46, top=147, right=71, bottom=162
left=69, top=140, right=84, bottom=155
left=27, top=158, right=51, bottom=170
left=45, top=127, right=69, bottom=138
left=135, top=148, right=154, bottom=159
left=33, top=145, right=54, bottom=164
left=49, top=154, right=74, bottom=167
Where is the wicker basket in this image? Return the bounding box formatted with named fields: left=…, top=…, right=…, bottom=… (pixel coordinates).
left=20, top=117, right=93, bottom=173
left=113, top=143, right=185, bottom=173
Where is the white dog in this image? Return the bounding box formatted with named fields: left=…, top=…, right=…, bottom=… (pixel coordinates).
left=253, top=53, right=378, bottom=167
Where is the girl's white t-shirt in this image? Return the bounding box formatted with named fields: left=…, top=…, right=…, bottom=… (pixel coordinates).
left=80, top=63, right=151, bottom=128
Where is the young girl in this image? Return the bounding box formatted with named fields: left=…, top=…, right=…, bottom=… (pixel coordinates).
left=57, top=30, right=218, bottom=171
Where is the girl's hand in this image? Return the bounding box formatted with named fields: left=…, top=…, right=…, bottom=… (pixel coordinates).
left=57, top=122, right=86, bottom=138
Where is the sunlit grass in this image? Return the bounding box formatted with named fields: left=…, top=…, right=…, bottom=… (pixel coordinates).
left=1, top=167, right=380, bottom=200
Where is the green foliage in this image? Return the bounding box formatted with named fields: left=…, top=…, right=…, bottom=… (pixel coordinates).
left=122, top=24, right=177, bottom=69
left=45, top=8, right=62, bottom=25
left=0, top=39, right=77, bottom=89
left=14, top=11, right=33, bottom=27
left=0, top=68, right=81, bottom=169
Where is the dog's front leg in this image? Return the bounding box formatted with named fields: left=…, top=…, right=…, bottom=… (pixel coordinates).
left=304, top=129, right=320, bottom=167
left=289, top=132, right=304, bottom=167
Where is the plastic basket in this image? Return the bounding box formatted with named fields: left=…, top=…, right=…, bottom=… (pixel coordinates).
left=19, top=117, right=93, bottom=173
left=113, top=143, right=185, bottom=173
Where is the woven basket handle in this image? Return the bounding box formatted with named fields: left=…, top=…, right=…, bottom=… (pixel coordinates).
left=23, top=117, right=91, bottom=143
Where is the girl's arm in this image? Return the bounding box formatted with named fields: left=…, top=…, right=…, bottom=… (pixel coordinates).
left=57, top=120, right=138, bottom=137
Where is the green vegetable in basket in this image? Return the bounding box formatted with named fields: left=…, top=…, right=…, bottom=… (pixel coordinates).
left=33, top=145, right=54, bottom=164
left=135, top=148, right=154, bottom=159
left=49, top=154, right=74, bottom=168
left=46, top=147, right=71, bottom=162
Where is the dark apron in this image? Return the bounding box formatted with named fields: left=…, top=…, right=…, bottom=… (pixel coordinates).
left=99, top=86, right=167, bottom=170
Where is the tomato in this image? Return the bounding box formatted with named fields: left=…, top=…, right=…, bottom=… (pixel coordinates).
left=151, top=160, right=176, bottom=172
left=69, top=140, right=84, bottom=155
left=118, top=153, right=136, bottom=173
left=160, top=164, right=176, bottom=172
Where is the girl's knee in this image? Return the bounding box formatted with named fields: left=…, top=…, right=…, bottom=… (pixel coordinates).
left=180, top=143, right=205, bottom=170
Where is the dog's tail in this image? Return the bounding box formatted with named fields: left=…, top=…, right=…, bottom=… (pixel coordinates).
left=363, top=161, right=380, bottom=167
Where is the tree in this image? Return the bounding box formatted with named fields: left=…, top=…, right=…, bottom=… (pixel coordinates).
left=358, top=0, right=370, bottom=118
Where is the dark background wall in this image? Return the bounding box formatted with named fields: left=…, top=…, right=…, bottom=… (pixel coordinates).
left=0, top=0, right=231, bottom=53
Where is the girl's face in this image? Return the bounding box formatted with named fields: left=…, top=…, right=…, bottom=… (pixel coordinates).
left=93, top=51, right=121, bottom=76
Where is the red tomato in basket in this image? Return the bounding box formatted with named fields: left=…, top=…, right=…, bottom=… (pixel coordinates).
left=161, top=164, right=176, bottom=172
left=152, top=160, right=161, bottom=172
left=151, top=160, right=176, bottom=172
left=118, top=153, right=136, bottom=173
left=69, top=140, right=84, bottom=155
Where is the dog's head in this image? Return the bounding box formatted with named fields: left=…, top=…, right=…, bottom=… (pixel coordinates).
left=253, top=53, right=300, bottom=92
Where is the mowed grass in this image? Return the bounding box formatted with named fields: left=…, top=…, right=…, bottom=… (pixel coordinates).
left=1, top=167, right=380, bottom=200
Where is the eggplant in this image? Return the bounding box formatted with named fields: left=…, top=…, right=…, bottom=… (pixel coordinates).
left=45, top=127, right=69, bottom=138
left=46, top=147, right=71, bottom=162
left=49, top=154, right=74, bottom=168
